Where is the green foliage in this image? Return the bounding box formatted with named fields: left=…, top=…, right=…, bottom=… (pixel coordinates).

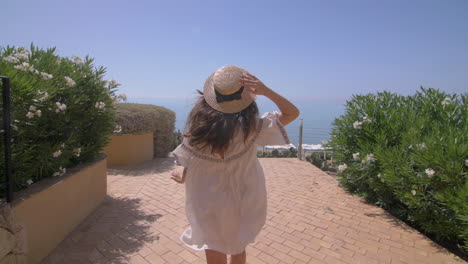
left=113, top=103, right=175, bottom=157
left=306, top=152, right=335, bottom=171
left=0, top=44, right=122, bottom=196
left=271, top=149, right=279, bottom=157
left=257, top=147, right=297, bottom=158
left=170, top=130, right=183, bottom=152
left=327, top=87, right=468, bottom=252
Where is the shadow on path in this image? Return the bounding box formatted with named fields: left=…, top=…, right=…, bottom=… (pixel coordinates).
left=107, top=158, right=175, bottom=177
left=42, top=195, right=164, bottom=263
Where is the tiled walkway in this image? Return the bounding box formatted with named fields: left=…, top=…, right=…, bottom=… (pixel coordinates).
left=42, top=158, right=464, bottom=264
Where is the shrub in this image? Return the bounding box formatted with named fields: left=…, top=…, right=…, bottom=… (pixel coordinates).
left=113, top=103, right=175, bottom=157
left=271, top=149, right=279, bottom=157
left=0, top=44, right=123, bottom=196
left=326, top=87, right=468, bottom=254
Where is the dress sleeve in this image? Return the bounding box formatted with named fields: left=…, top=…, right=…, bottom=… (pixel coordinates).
left=255, top=111, right=291, bottom=146
left=170, top=138, right=193, bottom=168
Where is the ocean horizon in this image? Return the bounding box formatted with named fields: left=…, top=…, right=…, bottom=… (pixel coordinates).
left=128, top=96, right=347, bottom=146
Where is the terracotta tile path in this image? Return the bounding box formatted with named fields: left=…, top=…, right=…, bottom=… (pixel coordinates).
left=42, top=158, right=465, bottom=264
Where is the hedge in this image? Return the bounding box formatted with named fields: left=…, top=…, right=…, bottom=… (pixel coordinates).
left=113, top=103, right=175, bottom=157
left=326, top=87, right=467, bottom=255
left=0, top=44, right=123, bottom=196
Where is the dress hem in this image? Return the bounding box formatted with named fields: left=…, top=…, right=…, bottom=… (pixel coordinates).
left=179, top=232, right=253, bottom=255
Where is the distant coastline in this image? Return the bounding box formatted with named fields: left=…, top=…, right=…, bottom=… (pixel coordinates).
left=128, top=97, right=346, bottom=145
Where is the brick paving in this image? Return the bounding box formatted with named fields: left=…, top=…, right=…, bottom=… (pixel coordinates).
left=42, top=158, right=465, bottom=264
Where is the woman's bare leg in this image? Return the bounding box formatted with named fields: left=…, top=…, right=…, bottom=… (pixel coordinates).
left=205, top=249, right=227, bottom=264
left=230, top=250, right=246, bottom=264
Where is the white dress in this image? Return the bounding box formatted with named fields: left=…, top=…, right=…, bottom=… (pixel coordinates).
left=171, top=111, right=290, bottom=255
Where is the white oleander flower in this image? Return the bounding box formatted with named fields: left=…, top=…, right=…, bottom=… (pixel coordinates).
left=29, top=105, right=37, bottom=111
left=441, top=97, right=452, bottom=105
left=95, top=101, right=106, bottom=110
left=56, top=59, right=62, bottom=65
left=353, top=121, right=363, bottom=129
left=34, top=69, right=39, bottom=74
left=55, top=102, right=67, bottom=112
left=40, top=72, right=53, bottom=80
left=362, top=114, right=372, bottom=123
left=72, top=56, right=85, bottom=65
left=14, top=49, right=30, bottom=60
left=52, top=167, right=66, bottom=177
left=377, top=173, right=381, bottom=178
left=117, top=94, right=127, bottom=102
left=353, top=153, right=360, bottom=160
left=416, top=143, right=426, bottom=151
left=26, top=179, right=33, bottom=185
left=14, top=62, right=32, bottom=72
left=465, top=159, right=468, bottom=167
left=338, top=164, right=348, bottom=173
left=74, top=148, right=81, bottom=157
left=411, top=190, right=416, bottom=196
left=113, top=125, right=122, bottom=133
left=39, top=92, right=49, bottom=101
left=365, top=153, right=377, bottom=163
left=3, top=55, right=19, bottom=64
left=35, top=110, right=42, bottom=117
left=64, top=76, right=76, bottom=87
left=107, top=80, right=120, bottom=87
left=26, top=112, right=34, bottom=119
left=425, top=168, right=435, bottom=178
left=52, top=150, right=62, bottom=158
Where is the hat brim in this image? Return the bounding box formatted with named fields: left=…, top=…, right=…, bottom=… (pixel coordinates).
left=203, top=72, right=256, bottom=114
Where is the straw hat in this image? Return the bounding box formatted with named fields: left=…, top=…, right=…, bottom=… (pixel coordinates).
left=203, top=65, right=256, bottom=113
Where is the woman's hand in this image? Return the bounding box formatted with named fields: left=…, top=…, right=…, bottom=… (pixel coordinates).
left=240, top=72, right=300, bottom=126
left=170, top=169, right=185, bottom=184
left=239, top=72, right=271, bottom=96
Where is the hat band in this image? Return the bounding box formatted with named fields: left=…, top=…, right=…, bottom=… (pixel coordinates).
left=215, top=86, right=244, bottom=103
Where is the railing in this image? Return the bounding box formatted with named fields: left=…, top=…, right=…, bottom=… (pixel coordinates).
left=1, top=76, right=13, bottom=203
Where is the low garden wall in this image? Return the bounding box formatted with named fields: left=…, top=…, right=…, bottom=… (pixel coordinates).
left=112, top=103, right=176, bottom=158
left=103, top=133, right=154, bottom=165
left=0, top=155, right=106, bottom=264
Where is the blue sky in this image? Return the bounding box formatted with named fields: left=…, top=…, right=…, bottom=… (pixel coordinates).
left=2, top=0, right=468, bottom=103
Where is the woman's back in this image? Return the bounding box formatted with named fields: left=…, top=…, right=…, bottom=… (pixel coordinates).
left=172, top=111, right=290, bottom=255
left=170, top=65, right=299, bottom=264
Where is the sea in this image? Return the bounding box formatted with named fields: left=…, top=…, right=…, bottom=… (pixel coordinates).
left=128, top=96, right=347, bottom=146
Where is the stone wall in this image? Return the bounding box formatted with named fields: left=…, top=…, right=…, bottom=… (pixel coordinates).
left=0, top=204, right=26, bottom=264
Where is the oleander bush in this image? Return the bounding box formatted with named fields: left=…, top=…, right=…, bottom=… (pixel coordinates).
left=113, top=103, right=175, bottom=157
left=326, top=87, right=468, bottom=254
left=0, top=44, right=125, bottom=197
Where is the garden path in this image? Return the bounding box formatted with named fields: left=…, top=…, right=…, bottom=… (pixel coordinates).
left=42, top=158, right=465, bottom=264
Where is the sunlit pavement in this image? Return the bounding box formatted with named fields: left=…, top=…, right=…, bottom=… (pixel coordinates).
left=42, top=158, right=464, bottom=264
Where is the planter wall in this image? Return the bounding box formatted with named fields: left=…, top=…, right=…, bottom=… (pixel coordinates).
left=10, top=155, right=107, bottom=264
left=102, top=133, right=154, bottom=165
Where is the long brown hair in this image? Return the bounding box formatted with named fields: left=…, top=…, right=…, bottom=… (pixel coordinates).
left=185, top=90, right=259, bottom=154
